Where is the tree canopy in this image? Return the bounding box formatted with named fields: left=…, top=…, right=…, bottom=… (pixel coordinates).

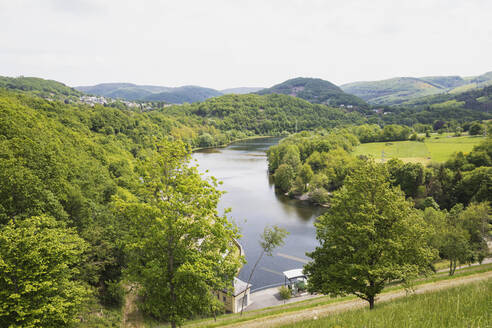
left=304, top=162, right=437, bottom=309
left=0, top=216, right=89, bottom=327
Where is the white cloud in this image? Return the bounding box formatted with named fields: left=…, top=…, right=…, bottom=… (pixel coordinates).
left=0, top=0, right=490, bottom=88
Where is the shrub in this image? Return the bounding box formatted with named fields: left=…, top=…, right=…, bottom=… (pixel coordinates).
left=279, top=286, right=292, bottom=300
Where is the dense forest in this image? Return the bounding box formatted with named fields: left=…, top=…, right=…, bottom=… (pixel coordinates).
left=76, top=83, right=223, bottom=104
left=267, top=127, right=491, bottom=208
left=257, top=77, right=368, bottom=108
left=0, top=88, right=247, bottom=327
left=398, top=85, right=492, bottom=112
left=0, top=76, right=82, bottom=99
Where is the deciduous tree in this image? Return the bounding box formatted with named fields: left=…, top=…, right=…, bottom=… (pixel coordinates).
left=305, top=162, right=436, bottom=309
left=0, top=216, right=89, bottom=327
left=116, top=141, right=242, bottom=328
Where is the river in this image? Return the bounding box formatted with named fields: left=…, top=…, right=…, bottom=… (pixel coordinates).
left=193, top=137, right=326, bottom=290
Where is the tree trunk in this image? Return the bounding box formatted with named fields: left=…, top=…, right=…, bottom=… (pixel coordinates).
left=369, top=296, right=375, bottom=310
left=240, top=250, right=265, bottom=316
left=449, top=259, right=456, bottom=276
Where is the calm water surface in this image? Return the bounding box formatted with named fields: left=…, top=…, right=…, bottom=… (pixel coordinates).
left=193, top=137, right=326, bottom=290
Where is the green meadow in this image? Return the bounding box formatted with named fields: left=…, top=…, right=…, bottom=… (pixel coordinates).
left=353, top=134, right=484, bottom=164
left=282, top=278, right=491, bottom=328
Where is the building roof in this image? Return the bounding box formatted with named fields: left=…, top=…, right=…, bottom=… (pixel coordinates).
left=233, top=277, right=251, bottom=297
left=283, top=268, right=306, bottom=280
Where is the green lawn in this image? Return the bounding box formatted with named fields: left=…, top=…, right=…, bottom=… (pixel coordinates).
left=424, top=135, right=484, bottom=162
left=282, top=278, right=491, bottom=328
left=353, top=134, right=484, bottom=164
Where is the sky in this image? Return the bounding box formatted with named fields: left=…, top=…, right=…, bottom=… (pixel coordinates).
left=0, top=0, right=491, bottom=89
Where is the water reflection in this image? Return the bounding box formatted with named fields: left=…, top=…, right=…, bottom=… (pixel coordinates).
left=193, top=137, right=326, bottom=289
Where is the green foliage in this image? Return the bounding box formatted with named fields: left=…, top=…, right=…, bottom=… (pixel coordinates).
left=257, top=77, right=368, bottom=108
left=469, top=122, right=484, bottom=135
left=274, top=164, right=296, bottom=193
left=260, top=225, right=289, bottom=256
left=423, top=203, right=490, bottom=275
left=352, top=124, right=412, bottom=142
left=0, top=216, right=90, bottom=327
left=179, top=93, right=365, bottom=136
left=116, top=140, right=243, bottom=327
left=386, top=159, right=424, bottom=198
left=76, top=83, right=222, bottom=103
left=305, top=162, right=437, bottom=309
left=267, top=130, right=362, bottom=201
left=278, top=286, right=292, bottom=300
left=341, top=72, right=492, bottom=107
left=0, top=75, right=82, bottom=99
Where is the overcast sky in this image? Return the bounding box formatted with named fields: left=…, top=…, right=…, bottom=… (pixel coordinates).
left=1, top=0, right=491, bottom=89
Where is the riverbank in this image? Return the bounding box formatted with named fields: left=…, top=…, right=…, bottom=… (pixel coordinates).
left=192, top=135, right=276, bottom=152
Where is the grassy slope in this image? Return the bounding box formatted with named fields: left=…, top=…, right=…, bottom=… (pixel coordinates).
left=155, top=264, right=492, bottom=328
left=341, top=72, right=492, bottom=106
left=353, top=134, right=484, bottom=164
left=282, top=278, right=491, bottom=328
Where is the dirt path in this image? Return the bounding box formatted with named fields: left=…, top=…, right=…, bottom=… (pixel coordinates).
left=223, top=271, right=492, bottom=328
left=122, top=286, right=144, bottom=328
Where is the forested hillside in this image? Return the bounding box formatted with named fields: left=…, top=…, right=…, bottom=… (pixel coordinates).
left=170, top=93, right=365, bottom=137
left=0, top=88, right=246, bottom=327
left=76, top=82, right=223, bottom=103
left=257, top=77, right=368, bottom=108
left=341, top=71, right=492, bottom=105
left=0, top=76, right=82, bottom=99
left=399, top=85, right=492, bottom=112
left=267, top=128, right=491, bottom=209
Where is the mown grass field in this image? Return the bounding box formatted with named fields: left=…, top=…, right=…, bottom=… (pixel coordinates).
left=353, top=134, right=484, bottom=164
left=282, top=278, right=491, bottom=328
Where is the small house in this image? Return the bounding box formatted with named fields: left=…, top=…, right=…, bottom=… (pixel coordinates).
left=214, top=277, right=251, bottom=313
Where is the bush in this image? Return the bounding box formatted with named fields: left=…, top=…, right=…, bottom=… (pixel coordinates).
left=296, top=281, right=307, bottom=292
left=279, top=286, right=292, bottom=300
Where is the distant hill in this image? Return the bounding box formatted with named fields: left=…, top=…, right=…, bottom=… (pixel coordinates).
left=400, top=85, right=492, bottom=112
left=220, top=87, right=264, bottom=94
left=341, top=71, right=492, bottom=106
left=144, top=86, right=222, bottom=103
left=0, top=76, right=82, bottom=98
left=75, top=83, right=222, bottom=103
left=257, top=77, right=368, bottom=108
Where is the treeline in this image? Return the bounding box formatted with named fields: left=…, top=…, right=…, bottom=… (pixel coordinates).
left=170, top=93, right=365, bottom=136
left=352, top=124, right=412, bottom=142
left=304, top=162, right=490, bottom=311
left=402, top=85, right=492, bottom=112
left=0, top=76, right=81, bottom=99
left=267, top=127, right=492, bottom=210
left=267, top=130, right=362, bottom=204
left=375, top=106, right=490, bottom=127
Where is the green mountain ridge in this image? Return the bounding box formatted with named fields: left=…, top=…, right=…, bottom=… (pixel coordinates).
left=0, top=76, right=82, bottom=98
left=399, top=85, right=492, bottom=112
left=220, top=87, right=264, bottom=94
left=257, top=77, right=368, bottom=108
left=75, top=83, right=222, bottom=103
left=341, top=71, right=492, bottom=106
